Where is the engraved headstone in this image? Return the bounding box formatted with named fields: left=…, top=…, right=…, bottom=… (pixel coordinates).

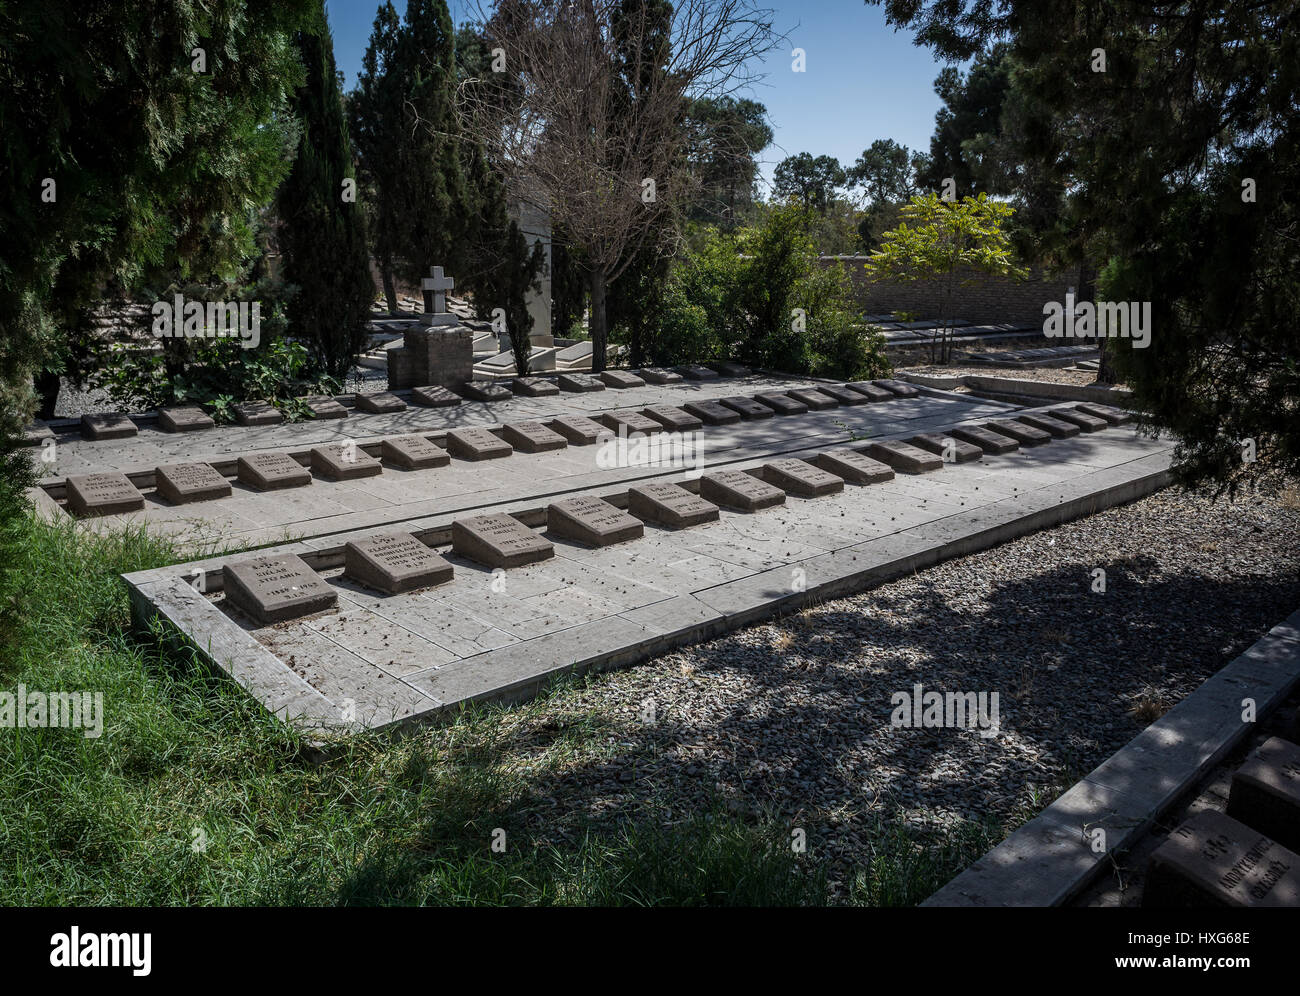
left=754, top=392, right=807, bottom=415
left=600, top=410, right=663, bottom=436
left=1049, top=407, right=1109, bottom=432
left=344, top=532, right=454, bottom=594
left=381, top=435, right=450, bottom=470
left=1142, top=810, right=1300, bottom=908
left=818, top=384, right=869, bottom=406
left=864, top=440, right=944, bottom=474
left=155, top=462, right=232, bottom=504
left=680, top=400, right=739, bottom=425
left=786, top=388, right=839, bottom=410
left=811, top=449, right=894, bottom=484
left=1016, top=413, right=1080, bottom=438
left=222, top=553, right=337, bottom=625
left=547, top=495, right=645, bottom=547
left=548, top=415, right=608, bottom=445
left=446, top=427, right=513, bottom=461
left=636, top=367, right=683, bottom=384
left=511, top=376, right=560, bottom=397
left=711, top=361, right=750, bottom=376
left=354, top=391, right=408, bottom=414
left=627, top=482, right=720, bottom=528
left=599, top=369, right=645, bottom=388
left=158, top=406, right=215, bottom=433
left=675, top=364, right=719, bottom=380
left=873, top=378, right=920, bottom=398
left=65, top=473, right=144, bottom=517
left=233, top=401, right=283, bottom=426
left=80, top=413, right=137, bottom=440
left=557, top=373, right=605, bottom=392
left=451, top=513, right=554, bottom=568
left=986, top=419, right=1050, bottom=446
left=844, top=382, right=894, bottom=402
left=641, top=405, right=702, bottom=431
left=949, top=425, right=1020, bottom=454
left=461, top=380, right=513, bottom=402
left=909, top=433, right=984, bottom=463
left=310, top=443, right=383, bottom=480
left=497, top=421, right=568, bottom=453
left=22, top=424, right=54, bottom=447
left=1075, top=402, right=1133, bottom=426
left=1225, top=737, right=1300, bottom=853
left=304, top=395, right=348, bottom=419
left=700, top=470, right=786, bottom=512
left=411, top=384, right=462, bottom=408
left=718, top=396, right=773, bottom=420
left=236, top=452, right=312, bottom=490
left=761, top=458, right=844, bottom=496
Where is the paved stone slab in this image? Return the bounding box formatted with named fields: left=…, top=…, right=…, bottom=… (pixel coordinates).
left=637, top=367, right=682, bottom=384
left=380, top=435, right=450, bottom=470
left=754, top=392, right=807, bottom=415
left=511, top=376, right=560, bottom=397
left=675, top=364, right=719, bottom=380
left=236, top=452, right=312, bottom=490
left=558, top=373, right=605, bottom=392
left=1050, top=407, right=1109, bottom=432
left=844, top=382, right=894, bottom=402
left=155, top=462, right=231, bottom=504
left=811, top=449, right=895, bottom=484
left=66, top=472, right=144, bottom=516
left=599, top=370, right=645, bottom=388
left=548, top=495, right=645, bottom=547
left=987, top=419, right=1051, bottom=446
left=446, top=427, right=513, bottom=461
left=354, top=392, right=407, bottom=414
left=682, top=400, right=741, bottom=425
left=80, top=413, right=137, bottom=440
left=718, top=396, right=773, bottom=420
left=452, top=513, right=554, bottom=568
left=817, top=384, right=870, bottom=406
left=158, top=406, right=214, bottom=433
left=874, top=378, right=920, bottom=398
left=787, top=388, right=839, bottom=410
left=548, top=414, right=608, bottom=445
left=411, top=385, right=462, bottom=408
left=497, top=421, right=568, bottom=453
left=461, top=380, right=513, bottom=402
left=1226, top=737, right=1300, bottom=853
left=909, top=432, right=984, bottom=464
left=1017, top=413, right=1081, bottom=438
left=310, top=443, right=383, bottom=480
left=865, top=440, right=944, bottom=474
left=761, top=458, right=845, bottom=497
left=700, top=470, right=786, bottom=512
left=1076, top=402, right=1133, bottom=426
left=627, top=482, right=720, bottom=528
left=600, top=410, right=663, bottom=436
left=222, top=553, right=337, bottom=625
left=1143, top=810, right=1300, bottom=908
left=304, top=395, right=348, bottom=419
left=344, top=532, right=453, bottom=595
left=950, top=425, right=1020, bottom=455
left=641, top=405, right=702, bottom=431
left=233, top=401, right=283, bottom=426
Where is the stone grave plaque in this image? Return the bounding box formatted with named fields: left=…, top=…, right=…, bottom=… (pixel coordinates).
left=461, top=380, right=513, bottom=402
left=155, top=462, right=231, bottom=504
left=354, top=391, right=408, bottom=414
left=304, top=395, right=348, bottom=419
left=1225, top=737, right=1300, bottom=853
left=641, top=405, right=702, bottom=431
left=675, top=364, right=719, bottom=380
left=627, top=482, right=720, bottom=528
left=1075, top=402, right=1133, bottom=426
left=599, top=370, right=645, bottom=388
left=222, top=553, right=337, bottom=625
left=233, top=401, right=283, bottom=426
left=818, top=384, right=869, bottom=406
left=711, top=361, right=750, bottom=376
left=497, top=421, right=568, bottom=453
left=986, top=419, right=1050, bottom=446
left=718, top=396, right=773, bottom=420
left=548, top=415, right=608, bottom=445
left=158, top=406, right=214, bottom=433
left=1142, top=810, right=1300, bottom=908
left=451, top=513, right=554, bottom=568
left=411, top=384, right=462, bottom=408
left=344, top=531, right=453, bottom=595
left=682, top=400, right=741, bottom=426
left=511, top=377, right=560, bottom=397
left=637, top=367, right=683, bottom=384
left=754, top=392, right=807, bottom=415
left=1016, top=413, right=1080, bottom=438
left=600, top=410, right=663, bottom=436
left=446, top=427, right=513, bottom=461
left=547, top=495, right=644, bottom=547
left=844, top=381, right=894, bottom=402
left=22, top=424, right=54, bottom=447
left=381, top=435, right=450, bottom=470
left=65, top=473, right=144, bottom=517
left=700, top=470, right=786, bottom=512
left=310, top=443, right=383, bottom=480
left=864, top=441, right=944, bottom=474
left=1049, top=407, right=1109, bottom=432
left=873, top=379, right=920, bottom=398
left=761, top=458, right=844, bottom=497
left=908, top=433, right=984, bottom=464
left=558, top=373, right=605, bottom=393
left=236, top=452, right=312, bottom=490
left=811, top=449, right=894, bottom=485
left=786, top=388, right=839, bottom=411
left=949, top=425, right=1020, bottom=455
left=80, top=413, right=137, bottom=440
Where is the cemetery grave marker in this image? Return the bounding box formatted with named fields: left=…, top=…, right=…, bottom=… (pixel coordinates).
left=986, top=419, right=1051, bottom=446
left=65, top=472, right=144, bottom=517
left=497, top=421, right=568, bottom=453
left=411, top=385, right=462, bottom=408
left=641, top=405, right=702, bottom=431
left=600, top=410, right=663, bottom=436
left=446, top=427, right=513, bottom=461
left=1016, top=413, right=1081, bottom=438
left=873, top=379, right=920, bottom=398
left=451, top=513, right=555, bottom=568
left=811, top=449, right=895, bottom=485
left=760, top=458, right=845, bottom=497
left=548, top=414, right=608, bottom=445
left=158, top=406, right=215, bottom=433
left=637, top=367, right=683, bottom=384
left=344, top=532, right=454, bottom=595
left=558, top=373, right=606, bottom=393
left=949, top=425, right=1020, bottom=454
left=461, top=381, right=514, bottom=402
left=710, top=361, right=750, bottom=376
left=1049, top=407, right=1109, bottom=433
left=718, top=396, right=773, bottom=420
left=80, top=413, right=137, bottom=440
left=675, top=364, right=719, bottom=380
left=818, top=384, right=869, bottom=406
left=1142, top=810, right=1300, bottom=908
left=599, top=370, right=645, bottom=388
left=222, top=553, right=338, bottom=625
left=909, top=433, right=984, bottom=463
left=154, top=462, right=232, bottom=504
left=381, top=435, right=450, bottom=470
left=682, top=400, right=741, bottom=425
left=310, top=443, right=383, bottom=481
left=1075, top=402, right=1133, bottom=426
left=754, top=392, right=807, bottom=415
left=700, top=469, right=786, bottom=512
left=864, top=440, right=944, bottom=474
left=511, top=377, right=560, bottom=397
left=1225, top=737, right=1300, bottom=853
left=844, top=382, right=894, bottom=402
left=236, top=452, right=312, bottom=490
left=354, top=392, right=408, bottom=414
left=233, top=401, right=283, bottom=426
left=626, top=482, right=720, bottom=528
left=547, top=495, right=645, bottom=547
left=786, top=388, right=839, bottom=410
left=304, top=395, right=348, bottom=419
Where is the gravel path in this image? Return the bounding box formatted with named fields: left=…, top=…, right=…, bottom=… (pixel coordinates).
left=900, top=364, right=1119, bottom=388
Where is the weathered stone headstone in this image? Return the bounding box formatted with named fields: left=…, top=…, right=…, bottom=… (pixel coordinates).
left=600, top=410, right=663, bottom=436
left=599, top=369, right=645, bottom=388
left=811, top=449, right=894, bottom=485
left=310, top=443, right=383, bottom=480
left=908, top=433, right=984, bottom=463
left=718, top=396, right=773, bottom=420
left=710, top=361, right=750, bottom=376
left=844, top=382, right=894, bottom=402
left=786, top=388, right=839, bottom=410
left=65, top=473, right=145, bottom=517
left=451, top=513, right=554, bottom=568
left=236, top=452, right=312, bottom=490
left=627, top=482, right=720, bottom=528
left=381, top=435, right=450, bottom=470
left=547, top=495, right=644, bottom=547
left=761, top=458, right=844, bottom=497
left=1075, top=402, right=1133, bottom=426
left=22, top=424, right=54, bottom=447
left=700, top=470, right=786, bottom=512
left=497, top=421, right=568, bottom=453
left=558, top=373, right=605, bottom=392
left=411, top=384, right=462, bottom=408
left=344, top=532, right=454, bottom=595
left=354, top=392, right=408, bottom=414
left=873, top=379, right=920, bottom=398
left=864, top=440, right=944, bottom=474
left=233, top=401, right=283, bottom=426
left=950, top=425, right=1020, bottom=454
left=1049, top=407, right=1109, bottom=432
left=222, top=553, right=337, bottom=625
left=641, top=405, right=702, bottom=431
left=1016, top=413, right=1080, bottom=438
left=304, top=395, right=348, bottom=419
left=80, top=413, right=137, bottom=440
left=445, top=427, right=513, bottom=461
left=682, top=400, right=741, bottom=425
left=754, top=392, right=807, bottom=415
left=548, top=414, right=608, bottom=445
left=986, top=419, right=1050, bottom=446
left=155, top=462, right=232, bottom=504
left=637, top=367, right=683, bottom=384
left=461, top=380, right=513, bottom=402
left=1225, top=737, right=1300, bottom=853
left=675, top=364, right=719, bottom=380
left=818, top=384, right=869, bottom=406
left=158, top=406, right=215, bottom=433
left=1142, top=810, right=1300, bottom=908
left=511, top=376, right=560, bottom=397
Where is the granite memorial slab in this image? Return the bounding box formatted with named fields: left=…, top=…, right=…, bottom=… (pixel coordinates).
left=626, top=482, right=720, bottom=528
left=700, top=470, right=786, bottom=512
left=873, top=379, right=920, bottom=398
left=949, top=425, right=1020, bottom=454
left=497, top=421, right=568, bottom=453
left=65, top=473, right=145, bottom=517
left=754, top=392, right=807, bottom=415
left=682, top=400, right=741, bottom=425
left=80, top=413, right=137, bottom=440
left=233, top=401, right=283, bottom=426
left=310, top=443, right=383, bottom=480
left=354, top=391, right=408, bottom=414
left=818, top=384, right=870, bottom=406
left=718, top=396, right=773, bottom=420
left=811, top=449, right=895, bottom=485
left=344, top=531, right=454, bottom=595
left=786, top=388, right=839, bottom=410
left=1142, top=810, right=1300, bottom=908
left=22, top=425, right=54, bottom=447
left=236, top=452, right=312, bottom=490
left=154, top=462, right=232, bottom=504
left=760, top=458, right=845, bottom=497
left=1049, top=407, right=1109, bottom=432
left=158, top=406, right=215, bottom=433
left=599, top=370, right=645, bottom=388
left=548, top=415, right=608, bottom=445
left=451, top=513, right=554, bottom=568
left=547, top=495, right=645, bottom=547
left=908, top=432, right=984, bottom=463
left=637, top=367, right=683, bottom=384
left=222, top=553, right=338, bottom=625
left=710, top=361, right=750, bottom=376
left=558, top=373, right=605, bottom=393
left=675, top=364, right=719, bottom=380
left=986, top=419, right=1051, bottom=446
left=1016, top=413, right=1081, bottom=438
left=511, top=377, right=560, bottom=397
left=844, top=382, right=894, bottom=402
left=381, top=435, right=450, bottom=470
left=641, top=405, right=702, bottom=431
left=304, top=395, right=348, bottom=419
left=461, top=380, right=514, bottom=402
left=600, top=410, right=663, bottom=436
left=1075, top=402, right=1133, bottom=426
left=864, top=440, right=944, bottom=474
left=446, top=427, right=513, bottom=461
left=1225, top=737, right=1300, bottom=853
left=411, top=385, right=462, bottom=408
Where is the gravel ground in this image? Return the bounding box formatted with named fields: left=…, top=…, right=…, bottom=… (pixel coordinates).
left=899, top=364, right=1119, bottom=388
left=500, top=481, right=1300, bottom=898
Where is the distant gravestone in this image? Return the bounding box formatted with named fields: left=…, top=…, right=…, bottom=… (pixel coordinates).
left=381, top=435, right=450, bottom=470
left=718, top=396, right=773, bottom=420
left=558, top=373, right=605, bottom=393
left=637, top=367, right=683, bottom=384
left=1225, top=737, right=1300, bottom=853
left=236, top=452, right=312, bottom=490
left=986, top=419, right=1050, bottom=446
left=411, top=385, right=462, bottom=408
left=600, top=410, right=662, bottom=436
left=497, top=421, right=568, bottom=453
left=864, top=440, right=944, bottom=474
left=310, top=443, right=383, bottom=480
left=760, top=458, right=844, bottom=497
left=548, top=415, right=608, bottom=445
left=304, top=395, right=348, bottom=419
left=700, top=470, right=785, bottom=512
left=354, top=392, right=407, bottom=414
left=818, top=384, right=869, bottom=406
left=344, top=532, right=453, bottom=594
left=682, top=400, right=741, bottom=426
left=451, top=513, right=554, bottom=568
left=786, top=388, right=839, bottom=411
left=233, top=401, right=283, bottom=426
left=873, top=379, right=920, bottom=398
left=844, top=382, right=894, bottom=402
left=222, top=553, right=337, bottom=625
left=627, top=482, right=720, bottom=528
left=754, top=392, right=807, bottom=415
left=461, top=381, right=513, bottom=402
left=547, top=495, right=644, bottom=547
left=909, top=433, right=984, bottom=463
left=1142, top=810, right=1300, bottom=908
left=155, top=462, right=232, bottom=504
left=511, top=377, right=560, bottom=397
left=1049, top=407, right=1109, bottom=433
left=446, top=427, right=513, bottom=461
left=1075, top=402, right=1133, bottom=426
left=65, top=473, right=144, bottom=517
left=949, top=425, right=1020, bottom=454
left=812, top=450, right=894, bottom=484
left=158, top=406, right=214, bottom=433
left=641, top=405, right=702, bottom=432
left=80, top=413, right=137, bottom=441
left=1016, top=413, right=1080, bottom=438
left=711, top=361, right=749, bottom=377
left=599, top=370, right=645, bottom=388
left=675, top=364, right=719, bottom=380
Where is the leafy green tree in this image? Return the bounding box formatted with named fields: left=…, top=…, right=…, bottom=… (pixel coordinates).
left=773, top=153, right=847, bottom=214
left=684, top=96, right=774, bottom=226
left=847, top=139, right=930, bottom=248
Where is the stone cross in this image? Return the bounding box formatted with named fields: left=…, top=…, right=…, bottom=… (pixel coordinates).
left=422, top=266, right=455, bottom=315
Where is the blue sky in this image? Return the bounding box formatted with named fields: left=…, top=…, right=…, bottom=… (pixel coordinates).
left=325, top=0, right=959, bottom=193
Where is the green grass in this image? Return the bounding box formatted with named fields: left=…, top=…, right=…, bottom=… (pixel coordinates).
left=0, top=514, right=1009, bottom=906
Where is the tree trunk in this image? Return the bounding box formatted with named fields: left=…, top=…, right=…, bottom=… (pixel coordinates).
left=381, top=260, right=398, bottom=315
left=1078, top=259, right=1115, bottom=383
left=588, top=268, right=608, bottom=372
left=35, top=369, right=61, bottom=421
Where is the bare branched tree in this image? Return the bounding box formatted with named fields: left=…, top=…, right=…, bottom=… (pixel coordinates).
left=459, top=0, right=780, bottom=371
